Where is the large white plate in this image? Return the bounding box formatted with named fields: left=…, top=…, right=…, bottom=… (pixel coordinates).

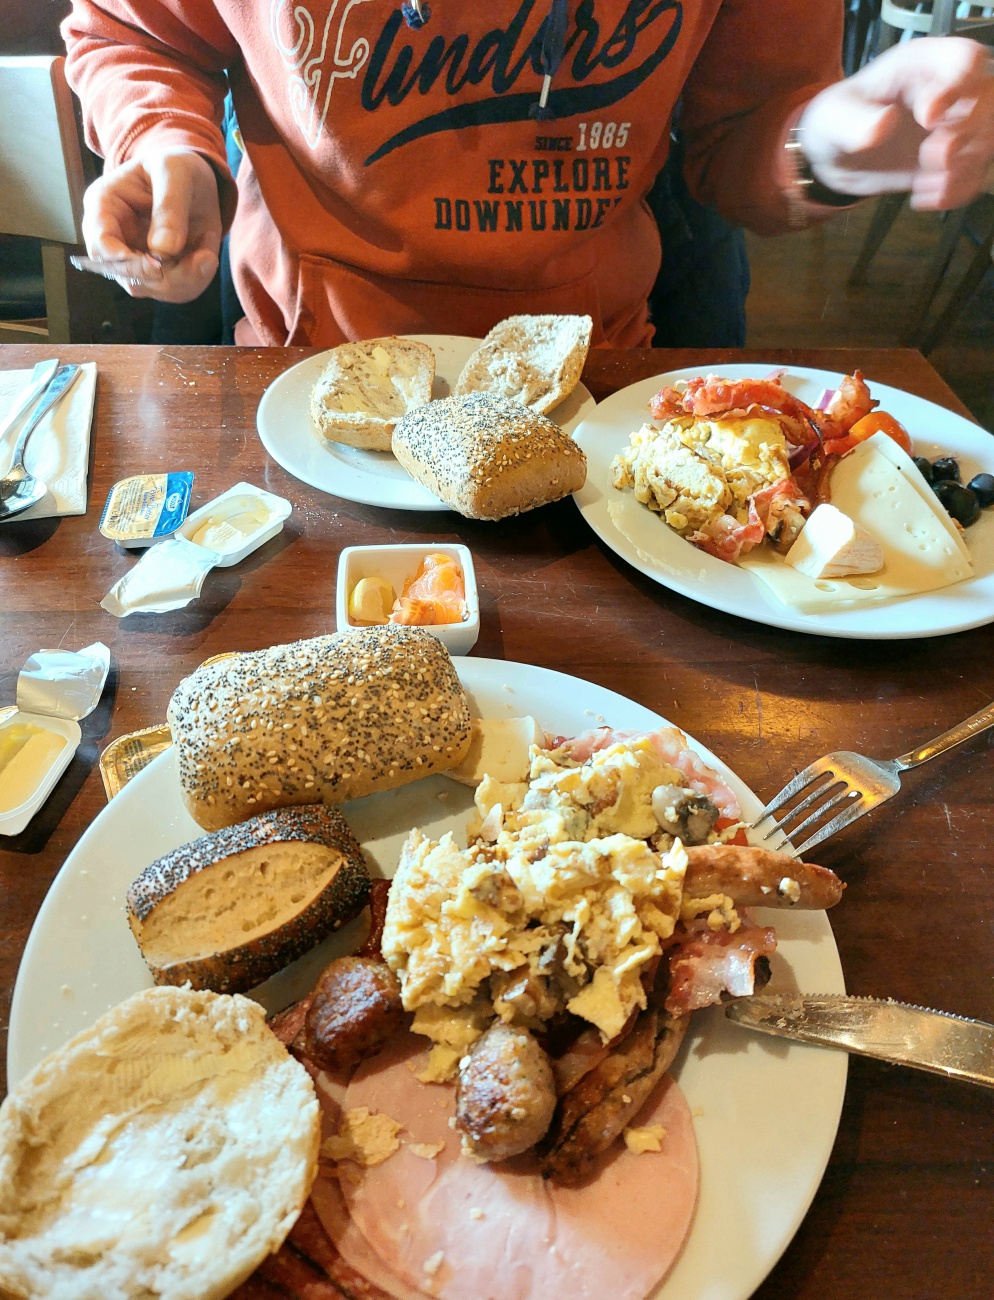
left=8, top=658, right=845, bottom=1300
left=574, top=363, right=994, bottom=639
left=257, top=335, right=596, bottom=511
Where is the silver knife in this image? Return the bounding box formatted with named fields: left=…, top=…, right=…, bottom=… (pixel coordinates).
left=726, top=993, right=994, bottom=1089
left=0, top=359, right=59, bottom=447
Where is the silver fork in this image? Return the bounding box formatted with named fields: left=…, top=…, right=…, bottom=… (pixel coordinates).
left=752, top=699, right=994, bottom=855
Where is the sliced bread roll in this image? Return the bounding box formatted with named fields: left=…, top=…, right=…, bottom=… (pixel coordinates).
left=453, top=313, right=592, bottom=415
left=127, top=804, right=370, bottom=993
left=309, top=337, right=435, bottom=450
left=167, top=625, right=473, bottom=830
left=0, top=986, right=319, bottom=1300
left=391, top=391, right=587, bottom=520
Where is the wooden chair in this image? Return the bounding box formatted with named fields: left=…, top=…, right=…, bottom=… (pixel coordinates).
left=0, top=54, right=140, bottom=343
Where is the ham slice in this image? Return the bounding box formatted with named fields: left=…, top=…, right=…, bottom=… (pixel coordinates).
left=314, top=1034, right=698, bottom=1300
left=558, top=726, right=740, bottom=820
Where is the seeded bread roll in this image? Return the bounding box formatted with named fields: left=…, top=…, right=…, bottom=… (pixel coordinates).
left=167, top=626, right=473, bottom=831
left=127, top=805, right=370, bottom=994
left=309, top=337, right=435, bottom=450
left=454, top=314, right=592, bottom=415
left=391, top=392, right=587, bottom=521
left=0, top=987, right=319, bottom=1300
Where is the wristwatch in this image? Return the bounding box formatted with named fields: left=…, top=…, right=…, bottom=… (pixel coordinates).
left=785, top=126, right=862, bottom=213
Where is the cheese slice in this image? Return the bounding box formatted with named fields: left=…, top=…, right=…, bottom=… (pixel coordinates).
left=446, top=716, right=545, bottom=787
left=863, top=431, right=972, bottom=564
left=740, top=435, right=973, bottom=611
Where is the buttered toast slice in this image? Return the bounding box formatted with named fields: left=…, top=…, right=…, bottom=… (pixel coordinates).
left=453, top=314, right=592, bottom=415
left=310, top=337, right=435, bottom=450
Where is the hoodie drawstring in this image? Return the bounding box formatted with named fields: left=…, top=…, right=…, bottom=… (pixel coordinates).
left=401, top=1, right=431, bottom=29
left=529, top=0, right=569, bottom=120
left=399, top=0, right=569, bottom=121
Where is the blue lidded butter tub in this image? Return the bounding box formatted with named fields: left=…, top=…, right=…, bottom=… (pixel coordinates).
left=99, top=472, right=194, bottom=548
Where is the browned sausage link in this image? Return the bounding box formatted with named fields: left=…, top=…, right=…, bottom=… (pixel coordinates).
left=287, top=1200, right=396, bottom=1300
left=683, top=844, right=844, bottom=909
left=540, top=1011, right=688, bottom=1186
left=357, top=879, right=392, bottom=959
left=303, top=956, right=407, bottom=1072
left=456, top=1021, right=557, bottom=1161
left=227, top=1274, right=288, bottom=1299
left=268, top=995, right=315, bottom=1050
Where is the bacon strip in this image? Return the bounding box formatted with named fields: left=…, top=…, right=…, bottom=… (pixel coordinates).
left=664, top=924, right=777, bottom=1017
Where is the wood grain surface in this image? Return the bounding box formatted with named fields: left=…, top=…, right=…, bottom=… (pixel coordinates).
left=1, top=344, right=993, bottom=1299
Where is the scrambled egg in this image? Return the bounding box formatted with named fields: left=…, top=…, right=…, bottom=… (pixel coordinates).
left=611, top=416, right=790, bottom=535
left=382, top=738, right=715, bottom=1076
left=322, top=1108, right=402, bottom=1166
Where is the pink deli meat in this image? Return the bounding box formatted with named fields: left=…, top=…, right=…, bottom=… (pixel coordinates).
left=558, top=726, right=741, bottom=820
left=313, top=1034, right=698, bottom=1300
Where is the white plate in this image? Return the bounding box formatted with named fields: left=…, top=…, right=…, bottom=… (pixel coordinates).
left=257, top=335, right=596, bottom=511
left=573, top=363, right=994, bottom=639
left=7, top=658, right=845, bottom=1300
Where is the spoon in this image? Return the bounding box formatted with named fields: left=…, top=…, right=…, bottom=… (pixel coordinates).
left=0, top=365, right=82, bottom=522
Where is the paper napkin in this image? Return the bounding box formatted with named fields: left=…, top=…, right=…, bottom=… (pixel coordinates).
left=0, top=362, right=97, bottom=520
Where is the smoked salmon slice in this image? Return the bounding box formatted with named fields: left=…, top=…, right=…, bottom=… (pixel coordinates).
left=390, top=552, right=466, bottom=626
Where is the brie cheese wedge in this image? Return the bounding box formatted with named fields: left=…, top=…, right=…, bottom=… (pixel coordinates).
left=785, top=503, right=884, bottom=579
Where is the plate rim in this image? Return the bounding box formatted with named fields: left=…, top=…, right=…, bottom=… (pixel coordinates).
left=572, top=361, right=994, bottom=641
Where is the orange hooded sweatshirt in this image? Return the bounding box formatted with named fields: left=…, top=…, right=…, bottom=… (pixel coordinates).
left=62, top=1, right=842, bottom=347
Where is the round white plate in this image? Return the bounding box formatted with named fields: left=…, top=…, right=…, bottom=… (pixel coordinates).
left=573, top=363, right=994, bottom=639
left=8, top=657, right=845, bottom=1300
left=257, top=335, right=597, bottom=511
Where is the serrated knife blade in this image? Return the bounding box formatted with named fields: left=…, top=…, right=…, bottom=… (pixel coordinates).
left=726, top=994, right=994, bottom=1089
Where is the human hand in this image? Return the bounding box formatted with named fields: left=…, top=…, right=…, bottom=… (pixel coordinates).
left=799, top=37, right=994, bottom=210
left=79, top=149, right=222, bottom=300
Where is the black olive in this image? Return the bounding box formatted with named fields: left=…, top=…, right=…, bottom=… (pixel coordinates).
left=933, top=480, right=981, bottom=527
left=913, top=457, right=934, bottom=483
left=966, top=473, right=994, bottom=508
left=932, top=456, right=961, bottom=483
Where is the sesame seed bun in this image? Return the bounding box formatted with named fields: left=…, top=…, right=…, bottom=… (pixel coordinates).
left=167, top=626, right=473, bottom=832
left=392, top=392, right=587, bottom=521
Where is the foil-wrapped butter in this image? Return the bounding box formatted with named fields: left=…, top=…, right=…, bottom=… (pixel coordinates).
left=100, top=482, right=292, bottom=616
left=99, top=472, right=194, bottom=547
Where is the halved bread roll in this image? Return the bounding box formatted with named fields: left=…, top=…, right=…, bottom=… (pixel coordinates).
left=167, top=626, right=473, bottom=831
left=392, top=392, right=587, bottom=520
left=309, top=337, right=435, bottom=450
left=453, top=314, right=592, bottom=415
left=127, top=804, right=370, bottom=993
left=0, top=986, right=319, bottom=1300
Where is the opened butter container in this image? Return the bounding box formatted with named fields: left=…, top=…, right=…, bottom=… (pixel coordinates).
left=0, top=643, right=111, bottom=836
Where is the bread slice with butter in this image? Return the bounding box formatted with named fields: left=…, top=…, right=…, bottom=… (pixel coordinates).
left=126, top=804, right=370, bottom=994
left=454, top=314, right=592, bottom=415
left=0, top=986, right=319, bottom=1300
left=310, top=337, right=435, bottom=451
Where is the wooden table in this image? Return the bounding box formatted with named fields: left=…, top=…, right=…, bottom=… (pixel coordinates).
left=2, top=344, right=993, bottom=1298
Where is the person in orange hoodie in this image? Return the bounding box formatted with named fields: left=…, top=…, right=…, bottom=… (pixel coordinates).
left=62, top=1, right=994, bottom=348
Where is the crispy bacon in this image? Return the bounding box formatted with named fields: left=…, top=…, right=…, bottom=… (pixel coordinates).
left=687, top=505, right=765, bottom=562
left=230, top=1199, right=395, bottom=1300
left=664, top=922, right=777, bottom=1016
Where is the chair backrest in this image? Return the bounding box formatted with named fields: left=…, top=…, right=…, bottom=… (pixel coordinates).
left=930, top=0, right=994, bottom=39
left=0, top=55, right=85, bottom=245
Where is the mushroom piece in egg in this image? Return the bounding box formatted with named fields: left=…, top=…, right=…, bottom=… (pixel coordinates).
left=651, top=784, right=720, bottom=845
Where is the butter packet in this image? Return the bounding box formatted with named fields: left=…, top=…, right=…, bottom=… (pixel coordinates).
left=100, top=482, right=292, bottom=617
left=1, top=642, right=111, bottom=836
left=99, top=472, right=194, bottom=548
